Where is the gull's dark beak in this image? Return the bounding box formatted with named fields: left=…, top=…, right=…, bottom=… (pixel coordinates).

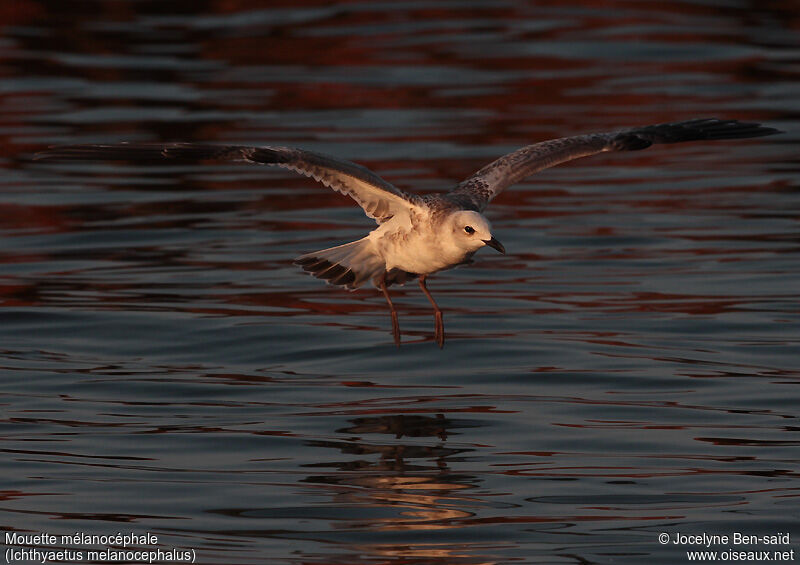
left=482, top=236, right=505, bottom=254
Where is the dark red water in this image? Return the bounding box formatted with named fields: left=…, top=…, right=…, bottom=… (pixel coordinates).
left=1, top=1, right=798, bottom=564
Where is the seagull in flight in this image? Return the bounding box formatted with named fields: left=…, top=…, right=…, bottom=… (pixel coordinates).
left=36, top=118, right=780, bottom=347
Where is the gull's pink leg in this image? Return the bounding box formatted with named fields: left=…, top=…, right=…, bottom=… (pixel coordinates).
left=419, top=275, right=444, bottom=348
left=379, top=274, right=401, bottom=347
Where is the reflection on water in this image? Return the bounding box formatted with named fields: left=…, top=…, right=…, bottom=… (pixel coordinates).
left=1, top=0, right=799, bottom=563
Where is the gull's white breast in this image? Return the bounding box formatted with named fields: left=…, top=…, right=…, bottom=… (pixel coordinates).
left=369, top=211, right=464, bottom=275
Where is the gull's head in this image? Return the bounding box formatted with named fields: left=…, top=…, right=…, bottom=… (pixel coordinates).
left=449, top=210, right=505, bottom=254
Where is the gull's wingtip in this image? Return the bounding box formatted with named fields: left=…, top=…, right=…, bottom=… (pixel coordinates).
left=729, top=120, right=784, bottom=137
left=692, top=118, right=783, bottom=138
left=33, top=144, right=117, bottom=161
left=759, top=125, right=785, bottom=136
left=624, top=118, right=785, bottom=148
left=32, top=146, right=62, bottom=161
left=32, top=143, right=212, bottom=163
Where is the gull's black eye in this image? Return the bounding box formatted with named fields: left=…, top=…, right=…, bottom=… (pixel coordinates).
left=464, top=226, right=475, bottom=235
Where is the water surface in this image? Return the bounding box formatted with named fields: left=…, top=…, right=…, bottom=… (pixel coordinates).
left=1, top=1, right=798, bottom=563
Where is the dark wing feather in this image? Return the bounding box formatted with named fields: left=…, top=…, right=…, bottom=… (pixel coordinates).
left=35, top=143, right=421, bottom=223
left=450, top=118, right=782, bottom=210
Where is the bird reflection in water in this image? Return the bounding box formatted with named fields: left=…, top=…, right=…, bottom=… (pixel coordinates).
left=302, top=414, right=485, bottom=534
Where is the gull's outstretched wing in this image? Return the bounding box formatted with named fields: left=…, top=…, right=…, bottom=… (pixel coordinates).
left=35, top=143, right=421, bottom=223
left=450, top=118, right=782, bottom=211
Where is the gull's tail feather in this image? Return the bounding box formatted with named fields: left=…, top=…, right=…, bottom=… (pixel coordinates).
left=295, top=238, right=385, bottom=290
